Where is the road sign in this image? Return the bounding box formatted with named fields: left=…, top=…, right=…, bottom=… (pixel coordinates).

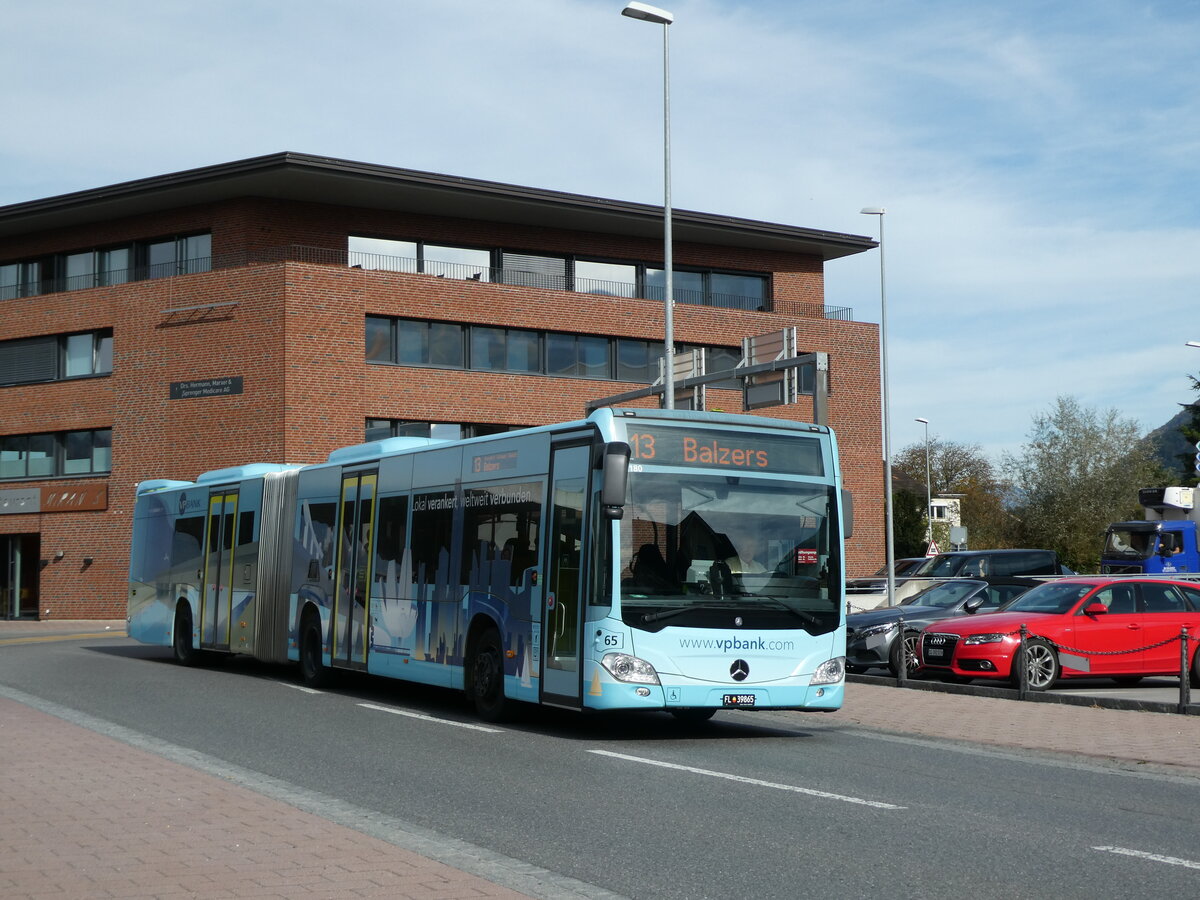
left=925, top=540, right=940, bottom=557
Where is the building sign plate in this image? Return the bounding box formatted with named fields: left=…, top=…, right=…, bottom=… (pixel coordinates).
left=170, top=377, right=244, bottom=400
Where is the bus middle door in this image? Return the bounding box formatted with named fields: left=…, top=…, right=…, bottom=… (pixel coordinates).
left=332, top=471, right=377, bottom=671
left=200, top=490, right=238, bottom=650
left=541, top=442, right=591, bottom=709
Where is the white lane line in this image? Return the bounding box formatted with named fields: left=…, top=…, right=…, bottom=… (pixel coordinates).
left=588, top=749, right=905, bottom=809
left=1093, top=846, right=1200, bottom=870
left=278, top=683, right=324, bottom=695
left=358, top=702, right=504, bottom=733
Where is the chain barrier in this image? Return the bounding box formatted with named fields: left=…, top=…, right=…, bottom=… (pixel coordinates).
left=903, top=623, right=1199, bottom=714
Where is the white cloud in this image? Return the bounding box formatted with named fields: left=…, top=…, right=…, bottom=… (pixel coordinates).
left=4, top=0, right=1200, bottom=462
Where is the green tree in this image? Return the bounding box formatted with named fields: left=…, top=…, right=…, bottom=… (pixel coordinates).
left=1002, top=396, right=1170, bottom=573
left=891, top=488, right=927, bottom=559
left=1174, top=376, right=1200, bottom=487
left=892, top=437, right=1015, bottom=550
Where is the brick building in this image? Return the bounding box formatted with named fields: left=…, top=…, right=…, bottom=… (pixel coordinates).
left=0, top=152, right=881, bottom=619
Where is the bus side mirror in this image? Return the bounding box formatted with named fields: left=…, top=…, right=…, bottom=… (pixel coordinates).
left=600, top=442, right=631, bottom=520
left=841, top=489, right=853, bottom=540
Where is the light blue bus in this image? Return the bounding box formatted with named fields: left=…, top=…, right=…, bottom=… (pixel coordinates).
left=128, top=407, right=849, bottom=720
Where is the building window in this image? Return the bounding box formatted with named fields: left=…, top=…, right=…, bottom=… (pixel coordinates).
left=1, top=260, right=43, bottom=300
left=647, top=268, right=767, bottom=311
left=397, top=321, right=465, bottom=368
left=0, top=329, right=113, bottom=387
left=145, top=233, right=211, bottom=279
left=348, top=236, right=491, bottom=281
left=365, top=420, right=521, bottom=442
left=0, top=428, right=112, bottom=480
left=365, top=316, right=824, bottom=392
left=2, top=234, right=208, bottom=300
left=574, top=261, right=637, bottom=299
left=347, top=237, right=771, bottom=311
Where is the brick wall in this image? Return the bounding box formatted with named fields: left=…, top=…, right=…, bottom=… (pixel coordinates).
left=1, top=197, right=884, bottom=618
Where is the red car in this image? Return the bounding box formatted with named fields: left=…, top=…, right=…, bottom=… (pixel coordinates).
left=917, top=577, right=1200, bottom=690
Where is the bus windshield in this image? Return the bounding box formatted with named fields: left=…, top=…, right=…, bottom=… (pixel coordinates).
left=618, top=472, right=840, bottom=635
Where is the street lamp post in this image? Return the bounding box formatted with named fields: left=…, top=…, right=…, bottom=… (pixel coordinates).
left=915, top=417, right=932, bottom=545
left=622, top=1, right=675, bottom=409
left=861, top=206, right=895, bottom=605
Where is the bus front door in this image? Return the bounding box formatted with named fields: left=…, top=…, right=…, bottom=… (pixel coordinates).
left=332, top=471, right=376, bottom=671
left=541, top=442, right=590, bottom=709
left=201, top=491, right=238, bottom=650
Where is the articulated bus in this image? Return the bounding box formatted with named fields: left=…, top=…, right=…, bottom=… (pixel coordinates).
left=128, top=407, right=850, bottom=721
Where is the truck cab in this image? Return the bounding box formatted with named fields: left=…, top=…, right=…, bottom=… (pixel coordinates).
left=1101, top=487, right=1200, bottom=574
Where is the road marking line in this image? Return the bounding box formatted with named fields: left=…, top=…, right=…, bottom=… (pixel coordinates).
left=358, top=702, right=504, bottom=733
left=1093, top=846, right=1200, bottom=870
left=278, top=683, right=324, bottom=695
left=588, top=749, right=905, bottom=809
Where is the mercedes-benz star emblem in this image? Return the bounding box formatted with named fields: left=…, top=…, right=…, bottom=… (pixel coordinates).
left=730, top=659, right=749, bottom=682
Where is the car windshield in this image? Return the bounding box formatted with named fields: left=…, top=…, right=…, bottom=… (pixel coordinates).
left=1103, top=527, right=1157, bottom=560
left=913, top=554, right=971, bottom=576
left=618, top=471, right=840, bottom=634
left=1000, top=582, right=1092, bottom=615
left=900, top=580, right=984, bottom=609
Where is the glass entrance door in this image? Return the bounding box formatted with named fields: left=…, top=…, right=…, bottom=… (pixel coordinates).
left=541, top=443, right=590, bottom=708
left=333, top=472, right=376, bottom=670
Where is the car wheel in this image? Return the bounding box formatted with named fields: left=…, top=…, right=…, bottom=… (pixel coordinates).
left=1014, top=638, right=1059, bottom=691
left=1191, top=648, right=1200, bottom=689
left=471, top=626, right=510, bottom=722
left=300, top=613, right=331, bottom=689
left=172, top=603, right=203, bottom=666
left=888, top=631, right=920, bottom=678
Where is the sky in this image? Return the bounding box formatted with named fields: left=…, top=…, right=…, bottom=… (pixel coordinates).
left=4, top=0, right=1200, bottom=461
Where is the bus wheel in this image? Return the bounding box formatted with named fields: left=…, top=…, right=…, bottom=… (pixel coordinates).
left=300, top=614, right=331, bottom=689
left=471, top=627, right=509, bottom=722
left=172, top=604, right=203, bottom=666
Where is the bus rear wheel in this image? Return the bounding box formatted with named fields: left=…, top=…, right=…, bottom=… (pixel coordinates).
left=471, top=627, right=510, bottom=722
left=300, top=613, right=331, bottom=689
left=173, top=604, right=203, bottom=666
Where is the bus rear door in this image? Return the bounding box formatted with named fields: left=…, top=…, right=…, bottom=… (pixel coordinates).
left=332, top=470, right=377, bottom=671
left=200, top=490, right=238, bottom=650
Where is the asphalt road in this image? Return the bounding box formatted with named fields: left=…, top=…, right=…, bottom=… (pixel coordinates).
left=4, top=635, right=1200, bottom=899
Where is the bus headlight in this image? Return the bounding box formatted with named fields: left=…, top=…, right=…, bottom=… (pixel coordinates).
left=602, top=652, right=660, bottom=684
left=810, top=656, right=845, bottom=685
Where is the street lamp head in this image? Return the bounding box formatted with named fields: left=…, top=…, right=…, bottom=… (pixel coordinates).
left=860, top=207, right=885, bottom=216
left=1186, top=341, right=1200, bottom=348
left=915, top=417, right=928, bottom=424
left=622, top=2, right=673, bottom=24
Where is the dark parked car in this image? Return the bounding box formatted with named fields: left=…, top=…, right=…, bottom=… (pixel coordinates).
left=846, top=557, right=926, bottom=607
left=847, top=577, right=1038, bottom=676
left=891, top=549, right=1069, bottom=604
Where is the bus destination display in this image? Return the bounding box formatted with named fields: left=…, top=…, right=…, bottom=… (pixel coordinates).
left=627, top=427, right=823, bottom=476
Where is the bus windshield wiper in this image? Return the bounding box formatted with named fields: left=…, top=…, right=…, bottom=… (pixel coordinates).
left=642, top=602, right=742, bottom=623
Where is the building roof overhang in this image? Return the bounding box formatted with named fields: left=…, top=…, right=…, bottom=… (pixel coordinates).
left=0, top=152, right=876, bottom=260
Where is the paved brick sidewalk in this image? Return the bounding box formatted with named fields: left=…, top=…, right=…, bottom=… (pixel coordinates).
left=0, top=696, right=534, bottom=900
left=839, top=681, right=1200, bottom=773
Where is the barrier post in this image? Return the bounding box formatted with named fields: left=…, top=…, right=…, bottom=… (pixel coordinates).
left=1180, top=627, right=1191, bottom=716
left=896, top=615, right=906, bottom=687
left=1017, top=624, right=1029, bottom=700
